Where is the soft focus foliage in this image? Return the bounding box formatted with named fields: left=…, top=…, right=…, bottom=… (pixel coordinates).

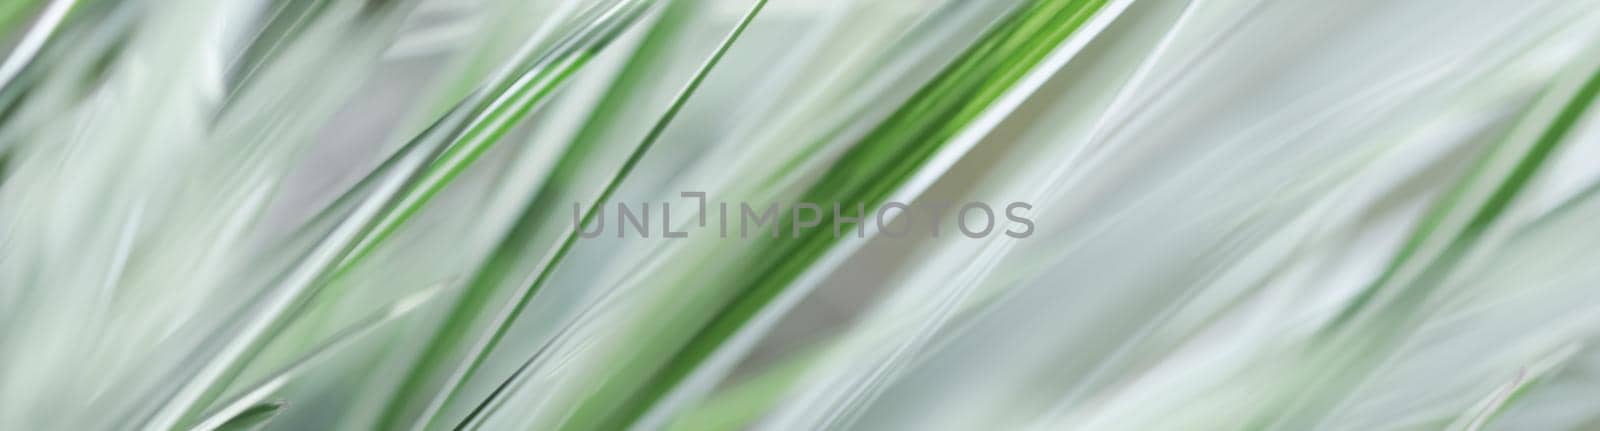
left=3, top=0, right=1600, bottom=430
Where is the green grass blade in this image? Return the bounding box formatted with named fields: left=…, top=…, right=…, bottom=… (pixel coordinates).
left=207, top=401, right=282, bottom=431
left=188, top=287, right=440, bottom=431
left=566, top=0, right=1110, bottom=428
left=374, top=1, right=694, bottom=428
left=137, top=3, right=663, bottom=428
left=1267, top=42, right=1600, bottom=430
left=422, top=1, right=774, bottom=429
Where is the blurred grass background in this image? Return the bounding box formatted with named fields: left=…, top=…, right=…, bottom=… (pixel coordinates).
left=3, top=0, right=1600, bottom=430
